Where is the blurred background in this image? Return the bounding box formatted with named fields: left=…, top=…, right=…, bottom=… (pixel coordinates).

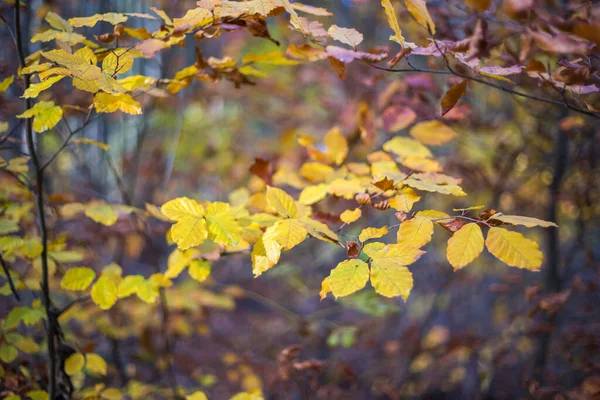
left=1, top=0, right=599, bottom=399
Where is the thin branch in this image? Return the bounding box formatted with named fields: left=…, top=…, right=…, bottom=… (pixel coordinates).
left=14, top=2, right=58, bottom=398
left=57, top=294, right=91, bottom=317
left=369, top=48, right=600, bottom=120
left=0, top=253, right=21, bottom=301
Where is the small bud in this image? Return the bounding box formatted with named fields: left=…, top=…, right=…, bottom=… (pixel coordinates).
left=355, top=192, right=371, bottom=205
left=113, top=24, right=125, bottom=37
left=395, top=211, right=408, bottom=222
left=372, top=199, right=390, bottom=210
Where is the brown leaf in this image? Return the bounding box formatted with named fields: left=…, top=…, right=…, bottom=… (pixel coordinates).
left=387, top=47, right=411, bottom=68
left=438, top=217, right=466, bottom=232
left=528, top=28, right=590, bottom=56
left=326, top=45, right=388, bottom=64
left=373, top=177, right=395, bottom=191
left=468, top=18, right=488, bottom=59
left=243, top=15, right=280, bottom=46
left=441, top=79, right=468, bottom=116
left=249, top=158, right=273, bottom=184
left=328, top=56, right=346, bottom=79
left=504, top=0, right=534, bottom=20
left=346, top=241, right=360, bottom=258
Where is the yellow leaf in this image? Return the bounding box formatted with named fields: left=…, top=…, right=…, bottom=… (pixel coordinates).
left=186, top=392, right=208, bottom=400
left=16, top=100, right=63, bottom=133
left=328, top=259, right=369, bottom=298
left=69, top=13, right=128, bottom=27
left=404, top=178, right=466, bottom=196
left=94, top=93, right=142, bottom=115
left=161, top=197, right=208, bottom=250
left=45, top=11, right=72, bottom=31
left=397, top=215, right=434, bottom=248
left=26, top=391, right=49, bottom=400
left=117, top=275, right=144, bottom=298
left=6, top=156, right=29, bottom=173
left=85, top=201, right=119, bottom=226
left=389, top=189, right=421, bottom=212
left=85, top=353, right=107, bottom=375
left=370, top=160, right=407, bottom=182
left=91, top=276, right=118, bottom=310
left=266, top=186, right=297, bottom=218
left=370, top=259, right=413, bottom=300
left=399, top=156, right=442, bottom=172
left=60, top=267, right=96, bottom=291
left=298, top=184, right=328, bottom=205
left=446, top=223, right=484, bottom=270
left=381, top=0, right=405, bottom=46
left=13, top=337, right=39, bottom=354
left=340, top=208, right=362, bottom=224
left=405, top=0, right=436, bottom=33
left=409, top=120, right=456, bottom=146
left=242, top=51, right=299, bottom=66
left=64, top=352, right=85, bottom=375
left=383, top=136, right=433, bottom=158
left=301, top=217, right=339, bottom=243
left=101, top=388, right=122, bottom=400
left=102, top=49, right=135, bottom=75
left=205, top=202, right=242, bottom=246
left=320, top=277, right=331, bottom=301
left=136, top=279, right=159, bottom=303
left=150, top=7, right=173, bottom=25
left=251, top=235, right=281, bottom=277
left=73, top=138, right=110, bottom=151
left=189, top=260, right=211, bottom=282
left=488, top=214, right=558, bottom=228
left=485, top=227, right=543, bottom=270
left=328, top=25, right=364, bottom=48
left=359, top=226, right=388, bottom=242
left=328, top=178, right=364, bottom=199
left=264, top=219, right=307, bottom=250
left=324, top=126, right=348, bottom=165
left=299, top=162, right=334, bottom=183
left=165, top=249, right=195, bottom=279
left=363, top=242, right=425, bottom=266
left=0, top=76, right=14, bottom=92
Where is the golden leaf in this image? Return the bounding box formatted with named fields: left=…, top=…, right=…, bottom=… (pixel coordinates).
left=328, top=25, right=364, bottom=48
left=485, top=227, right=543, bottom=270
left=405, top=0, right=436, bottom=33
left=381, top=0, right=405, bottom=46
left=340, top=208, right=362, bottom=224
left=358, top=226, right=388, bottom=242
left=409, top=120, right=457, bottom=146
left=446, top=223, right=484, bottom=270
left=266, top=186, right=297, bottom=218
left=60, top=267, right=96, bottom=291
left=397, top=215, right=434, bottom=248
left=328, top=259, right=369, bottom=298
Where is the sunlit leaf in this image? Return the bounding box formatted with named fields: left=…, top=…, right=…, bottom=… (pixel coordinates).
left=446, top=223, right=484, bottom=270
left=381, top=0, right=405, bottom=46
left=328, top=259, right=369, bottom=298
left=405, top=0, right=436, bottom=33
left=16, top=100, right=63, bottom=133
left=94, top=93, right=142, bottom=115
left=328, top=25, right=364, bottom=48
left=485, top=227, right=543, bottom=270
left=409, top=120, right=456, bottom=146
left=340, top=208, right=361, bottom=224
left=61, top=267, right=96, bottom=291
left=488, top=214, right=558, bottom=228
left=64, top=352, right=85, bottom=375
left=266, top=186, right=297, bottom=218
left=91, top=276, right=118, bottom=310
left=359, top=226, right=388, bottom=242
left=397, top=214, right=434, bottom=248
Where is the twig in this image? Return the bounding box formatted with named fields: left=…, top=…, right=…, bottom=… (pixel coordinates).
left=57, top=294, right=91, bottom=317
left=0, top=253, right=20, bottom=301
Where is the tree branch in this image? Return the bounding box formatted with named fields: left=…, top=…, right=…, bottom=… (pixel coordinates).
left=14, top=2, right=58, bottom=398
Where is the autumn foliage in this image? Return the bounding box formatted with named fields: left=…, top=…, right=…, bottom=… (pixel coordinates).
left=0, top=0, right=599, bottom=399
